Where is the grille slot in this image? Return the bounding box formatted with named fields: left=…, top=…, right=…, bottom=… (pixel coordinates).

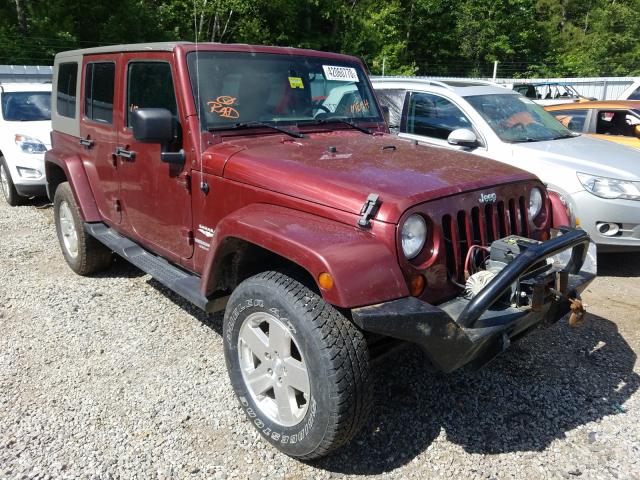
left=441, top=195, right=528, bottom=284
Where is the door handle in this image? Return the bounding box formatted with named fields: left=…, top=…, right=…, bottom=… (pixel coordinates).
left=79, top=137, right=94, bottom=149
left=115, top=146, right=136, bottom=160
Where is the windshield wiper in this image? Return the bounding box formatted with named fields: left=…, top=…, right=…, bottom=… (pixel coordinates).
left=299, top=118, right=373, bottom=135
left=208, top=121, right=304, bottom=139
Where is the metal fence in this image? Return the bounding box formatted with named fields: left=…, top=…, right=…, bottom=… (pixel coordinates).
left=3, top=65, right=636, bottom=100
left=374, top=75, right=639, bottom=100
left=0, top=65, right=53, bottom=83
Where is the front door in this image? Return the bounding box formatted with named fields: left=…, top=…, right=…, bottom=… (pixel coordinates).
left=79, top=56, right=121, bottom=224
left=117, top=55, right=193, bottom=260
left=591, top=109, right=640, bottom=148
left=399, top=91, right=484, bottom=152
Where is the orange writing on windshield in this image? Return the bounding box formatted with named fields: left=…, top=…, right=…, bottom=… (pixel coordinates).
left=208, top=96, right=240, bottom=119
left=350, top=99, right=370, bottom=115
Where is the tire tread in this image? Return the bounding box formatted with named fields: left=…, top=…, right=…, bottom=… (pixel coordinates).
left=243, top=271, right=373, bottom=460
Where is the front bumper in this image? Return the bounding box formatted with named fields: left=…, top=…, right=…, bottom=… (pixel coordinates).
left=352, top=228, right=596, bottom=373
left=572, top=190, right=640, bottom=251
left=3, top=150, right=47, bottom=188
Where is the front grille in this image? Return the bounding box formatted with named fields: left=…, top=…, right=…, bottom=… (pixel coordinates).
left=442, top=196, right=529, bottom=283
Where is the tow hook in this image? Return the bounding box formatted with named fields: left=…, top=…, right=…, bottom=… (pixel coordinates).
left=568, top=298, right=586, bottom=327
left=550, top=287, right=586, bottom=327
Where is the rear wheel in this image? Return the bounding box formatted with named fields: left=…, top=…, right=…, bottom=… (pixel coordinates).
left=223, top=271, right=372, bottom=460
left=0, top=157, right=24, bottom=207
left=54, top=182, right=112, bottom=275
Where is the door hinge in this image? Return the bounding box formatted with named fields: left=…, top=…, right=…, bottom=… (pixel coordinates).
left=181, top=228, right=194, bottom=246
left=178, top=173, right=191, bottom=193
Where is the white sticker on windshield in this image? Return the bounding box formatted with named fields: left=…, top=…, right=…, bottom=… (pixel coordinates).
left=518, top=97, right=535, bottom=104
left=322, top=65, right=359, bottom=82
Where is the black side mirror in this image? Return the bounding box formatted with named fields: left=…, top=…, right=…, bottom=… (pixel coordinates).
left=131, top=108, right=174, bottom=143
left=131, top=108, right=185, bottom=165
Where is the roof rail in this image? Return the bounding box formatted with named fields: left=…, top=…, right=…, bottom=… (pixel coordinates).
left=371, top=77, right=455, bottom=91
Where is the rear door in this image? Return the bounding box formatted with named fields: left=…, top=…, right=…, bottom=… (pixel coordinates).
left=79, top=56, right=121, bottom=224
left=117, top=53, right=193, bottom=260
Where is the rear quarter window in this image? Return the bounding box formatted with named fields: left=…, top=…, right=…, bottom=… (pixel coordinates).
left=56, top=62, right=78, bottom=118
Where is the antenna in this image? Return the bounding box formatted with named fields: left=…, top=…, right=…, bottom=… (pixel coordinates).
left=193, top=0, right=208, bottom=194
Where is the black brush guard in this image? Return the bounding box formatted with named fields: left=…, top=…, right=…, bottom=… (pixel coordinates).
left=351, top=228, right=595, bottom=373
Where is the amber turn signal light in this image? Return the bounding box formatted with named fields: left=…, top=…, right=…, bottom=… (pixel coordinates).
left=318, top=272, right=334, bottom=290
left=409, top=274, right=425, bottom=297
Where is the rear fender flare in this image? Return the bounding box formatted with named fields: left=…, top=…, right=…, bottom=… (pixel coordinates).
left=45, top=152, right=101, bottom=222
left=201, top=204, right=408, bottom=308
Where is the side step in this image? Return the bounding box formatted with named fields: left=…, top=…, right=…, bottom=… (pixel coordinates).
left=85, top=223, right=227, bottom=313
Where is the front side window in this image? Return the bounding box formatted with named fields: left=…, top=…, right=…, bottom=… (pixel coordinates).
left=187, top=52, right=382, bottom=131
left=127, top=62, right=177, bottom=127
left=550, top=109, right=588, bottom=132
left=1, top=91, right=51, bottom=122
left=56, top=62, right=78, bottom=118
left=84, top=62, right=115, bottom=124
left=596, top=110, right=640, bottom=136
left=404, top=92, right=472, bottom=140
left=466, top=94, right=573, bottom=143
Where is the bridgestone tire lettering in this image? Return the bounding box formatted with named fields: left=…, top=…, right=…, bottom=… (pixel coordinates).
left=223, top=271, right=372, bottom=459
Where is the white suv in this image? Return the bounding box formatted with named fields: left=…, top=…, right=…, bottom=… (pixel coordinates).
left=0, top=83, right=52, bottom=206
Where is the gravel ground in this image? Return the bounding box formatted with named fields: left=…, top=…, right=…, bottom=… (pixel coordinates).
left=1, top=199, right=639, bottom=480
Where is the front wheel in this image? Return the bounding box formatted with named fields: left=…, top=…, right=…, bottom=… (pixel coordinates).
left=0, top=157, right=24, bottom=207
left=223, top=271, right=372, bottom=459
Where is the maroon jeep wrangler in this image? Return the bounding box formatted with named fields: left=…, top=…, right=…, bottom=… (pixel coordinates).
left=45, top=42, right=594, bottom=459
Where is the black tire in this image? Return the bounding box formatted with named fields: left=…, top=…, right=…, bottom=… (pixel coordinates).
left=223, top=271, right=372, bottom=460
left=53, top=182, right=112, bottom=275
left=0, top=157, right=25, bottom=207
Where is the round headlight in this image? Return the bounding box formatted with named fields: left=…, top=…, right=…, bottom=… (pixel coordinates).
left=401, top=214, right=427, bottom=259
left=528, top=187, right=543, bottom=220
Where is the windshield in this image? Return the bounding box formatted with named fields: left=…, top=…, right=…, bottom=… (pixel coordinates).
left=1, top=91, right=51, bottom=121
left=187, top=52, right=382, bottom=131
left=466, top=94, right=573, bottom=142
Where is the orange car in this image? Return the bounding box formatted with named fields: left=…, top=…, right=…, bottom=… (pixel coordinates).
left=546, top=101, right=640, bottom=148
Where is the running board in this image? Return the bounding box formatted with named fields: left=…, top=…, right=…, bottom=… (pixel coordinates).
left=85, top=223, right=227, bottom=313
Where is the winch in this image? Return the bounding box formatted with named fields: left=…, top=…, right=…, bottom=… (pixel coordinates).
left=464, top=235, right=550, bottom=305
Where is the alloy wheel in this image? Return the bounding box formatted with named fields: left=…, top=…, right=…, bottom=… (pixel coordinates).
left=238, top=311, right=311, bottom=427
left=58, top=200, right=79, bottom=258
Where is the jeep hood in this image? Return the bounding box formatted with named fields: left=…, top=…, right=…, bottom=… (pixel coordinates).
left=217, top=132, right=535, bottom=223
left=511, top=135, right=640, bottom=190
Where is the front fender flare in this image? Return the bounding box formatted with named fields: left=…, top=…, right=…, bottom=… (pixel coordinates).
left=201, top=204, right=409, bottom=308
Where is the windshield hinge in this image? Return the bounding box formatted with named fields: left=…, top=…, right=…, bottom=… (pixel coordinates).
left=358, top=193, right=381, bottom=229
